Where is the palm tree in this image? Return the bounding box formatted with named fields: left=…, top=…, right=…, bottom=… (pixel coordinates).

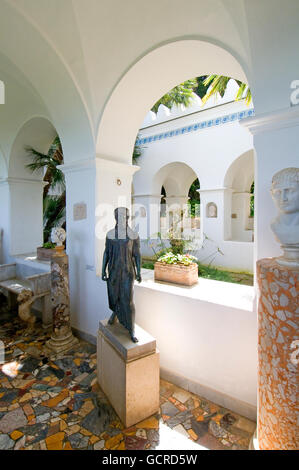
left=132, top=138, right=142, bottom=164
left=26, top=136, right=64, bottom=198
left=25, top=136, right=66, bottom=243
left=202, top=75, right=252, bottom=105
left=151, top=78, right=198, bottom=113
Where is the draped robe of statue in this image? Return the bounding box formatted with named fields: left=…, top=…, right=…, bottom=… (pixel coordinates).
left=102, top=208, right=142, bottom=342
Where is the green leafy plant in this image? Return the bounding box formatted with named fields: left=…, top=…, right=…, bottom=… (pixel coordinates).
left=250, top=181, right=254, bottom=217
left=141, top=261, right=155, bottom=270
left=142, top=258, right=236, bottom=284
left=25, top=136, right=66, bottom=243
left=157, top=252, right=197, bottom=266
left=151, top=79, right=198, bottom=113
left=202, top=75, right=252, bottom=105
left=25, top=136, right=64, bottom=198
left=132, top=134, right=146, bottom=164
left=188, top=178, right=200, bottom=218
left=42, top=242, right=56, bottom=249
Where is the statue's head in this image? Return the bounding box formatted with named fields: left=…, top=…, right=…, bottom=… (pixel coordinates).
left=114, top=207, right=130, bottom=225
left=271, top=167, right=299, bottom=214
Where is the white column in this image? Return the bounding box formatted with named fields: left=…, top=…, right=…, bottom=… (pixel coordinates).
left=0, top=177, right=44, bottom=259
left=241, top=106, right=299, bottom=262
left=231, top=191, right=252, bottom=241
left=60, top=159, right=101, bottom=336
left=132, top=194, right=162, bottom=258
left=198, top=188, right=233, bottom=242
left=164, top=195, right=189, bottom=237
left=0, top=179, right=10, bottom=263
left=132, top=194, right=161, bottom=240
left=95, top=157, right=139, bottom=274
left=59, top=157, right=140, bottom=337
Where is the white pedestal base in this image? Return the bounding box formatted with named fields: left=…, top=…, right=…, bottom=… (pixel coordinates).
left=97, top=320, right=160, bottom=428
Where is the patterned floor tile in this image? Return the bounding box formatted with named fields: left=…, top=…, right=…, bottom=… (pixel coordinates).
left=0, top=301, right=255, bottom=450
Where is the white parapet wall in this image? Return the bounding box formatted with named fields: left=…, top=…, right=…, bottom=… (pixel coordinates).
left=135, top=269, right=257, bottom=420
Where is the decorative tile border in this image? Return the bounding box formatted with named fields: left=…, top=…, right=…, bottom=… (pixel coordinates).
left=136, top=109, right=255, bottom=145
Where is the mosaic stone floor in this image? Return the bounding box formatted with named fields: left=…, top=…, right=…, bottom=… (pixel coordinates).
left=0, top=304, right=255, bottom=450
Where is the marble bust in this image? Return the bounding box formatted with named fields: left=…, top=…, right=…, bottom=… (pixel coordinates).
left=270, top=167, right=299, bottom=267
left=51, top=227, right=66, bottom=247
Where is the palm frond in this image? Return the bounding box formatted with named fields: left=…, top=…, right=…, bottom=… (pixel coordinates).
left=202, top=76, right=231, bottom=103
left=151, top=79, right=198, bottom=113
left=202, top=75, right=252, bottom=105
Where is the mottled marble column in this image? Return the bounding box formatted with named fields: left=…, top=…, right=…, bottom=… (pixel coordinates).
left=257, top=258, right=298, bottom=450
left=45, top=246, right=79, bottom=354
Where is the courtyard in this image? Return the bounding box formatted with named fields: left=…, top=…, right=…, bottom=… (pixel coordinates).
left=0, top=301, right=255, bottom=451
left=0, top=0, right=298, bottom=453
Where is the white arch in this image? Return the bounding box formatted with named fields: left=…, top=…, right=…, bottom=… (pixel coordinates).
left=9, top=116, right=58, bottom=180
left=0, top=145, right=8, bottom=178
left=152, top=161, right=198, bottom=197
left=96, top=39, right=249, bottom=164
left=224, top=150, right=254, bottom=192
left=7, top=117, right=59, bottom=256
left=0, top=2, right=95, bottom=164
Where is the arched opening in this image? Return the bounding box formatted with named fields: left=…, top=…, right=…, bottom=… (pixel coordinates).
left=95, top=40, right=257, bottom=418
left=96, top=39, right=248, bottom=163
left=8, top=117, right=61, bottom=256
left=96, top=39, right=253, bottom=275
left=134, top=161, right=199, bottom=257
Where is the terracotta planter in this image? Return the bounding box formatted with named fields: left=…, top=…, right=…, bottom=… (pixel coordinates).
left=37, top=247, right=55, bottom=261
left=154, top=261, right=198, bottom=286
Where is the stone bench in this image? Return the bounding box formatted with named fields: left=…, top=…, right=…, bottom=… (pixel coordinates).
left=0, top=263, right=52, bottom=328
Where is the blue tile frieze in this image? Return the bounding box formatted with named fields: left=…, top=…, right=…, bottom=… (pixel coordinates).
left=137, top=108, right=255, bottom=145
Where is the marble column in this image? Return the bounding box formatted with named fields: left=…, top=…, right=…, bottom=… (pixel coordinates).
left=45, top=246, right=79, bottom=354
left=256, top=258, right=298, bottom=450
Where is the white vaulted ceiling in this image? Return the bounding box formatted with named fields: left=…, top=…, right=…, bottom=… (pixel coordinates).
left=0, top=0, right=298, bottom=166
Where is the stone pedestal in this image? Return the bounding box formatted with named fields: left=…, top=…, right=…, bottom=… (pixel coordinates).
left=45, top=248, right=79, bottom=354
left=97, top=320, right=160, bottom=428
left=257, top=258, right=298, bottom=450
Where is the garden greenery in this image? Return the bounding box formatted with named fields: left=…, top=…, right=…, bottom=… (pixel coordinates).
left=157, top=252, right=197, bottom=266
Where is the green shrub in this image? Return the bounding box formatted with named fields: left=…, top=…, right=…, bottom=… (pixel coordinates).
left=157, top=252, right=197, bottom=266
left=42, top=242, right=56, bottom=249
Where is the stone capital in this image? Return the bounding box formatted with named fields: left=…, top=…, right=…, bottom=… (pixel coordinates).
left=241, top=106, right=299, bottom=135
left=0, top=177, right=45, bottom=187
left=95, top=156, right=139, bottom=177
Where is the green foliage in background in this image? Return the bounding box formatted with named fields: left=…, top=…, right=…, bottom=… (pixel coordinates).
left=25, top=136, right=66, bottom=243
left=250, top=181, right=254, bottom=217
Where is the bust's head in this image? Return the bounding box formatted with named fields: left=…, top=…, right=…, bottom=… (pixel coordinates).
left=271, top=168, right=299, bottom=214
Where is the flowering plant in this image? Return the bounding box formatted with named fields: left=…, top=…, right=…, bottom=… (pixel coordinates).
left=157, top=252, right=197, bottom=266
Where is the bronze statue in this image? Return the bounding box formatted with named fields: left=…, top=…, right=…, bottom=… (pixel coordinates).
left=102, top=207, right=142, bottom=342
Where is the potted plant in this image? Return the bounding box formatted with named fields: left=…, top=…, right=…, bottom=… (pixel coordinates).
left=154, top=252, right=198, bottom=286
left=36, top=242, right=56, bottom=261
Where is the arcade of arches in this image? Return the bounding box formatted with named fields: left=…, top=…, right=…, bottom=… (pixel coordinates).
left=0, top=1, right=298, bottom=451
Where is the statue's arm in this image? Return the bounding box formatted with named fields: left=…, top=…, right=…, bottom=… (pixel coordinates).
left=133, top=236, right=142, bottom=282
left=102, top=238, right=109, bottom=281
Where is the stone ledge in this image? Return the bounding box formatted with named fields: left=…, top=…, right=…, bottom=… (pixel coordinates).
left=137, top=269, right=255, bottom=312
